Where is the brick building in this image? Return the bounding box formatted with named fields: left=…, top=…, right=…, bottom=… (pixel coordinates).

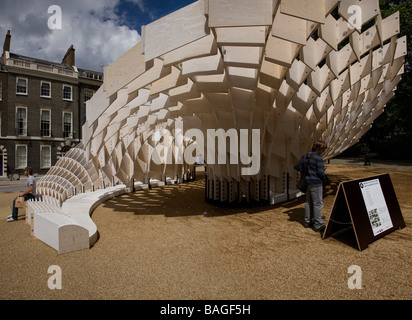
left=0, top=31, right=103, bottom=177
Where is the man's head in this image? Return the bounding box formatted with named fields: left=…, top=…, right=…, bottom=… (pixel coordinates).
left=25, top=167, right=33, bottom=175
left=311, top=141, right=327, bottom=155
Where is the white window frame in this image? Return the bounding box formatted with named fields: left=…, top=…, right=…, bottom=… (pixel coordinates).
left=62, top=85, right=73, bottom=101
left=15, top=144, right=28, bottom=169
left=40, top=145, right=52, bottom=169
left=40, top=81, right=51, bottom=98
left=16, top=106, right=28, bottom=136
left=40, top=109, right=51, bottom=137
left=16, top=77, right=28, bottom=95
left=63, top=111, right=73, bottom=138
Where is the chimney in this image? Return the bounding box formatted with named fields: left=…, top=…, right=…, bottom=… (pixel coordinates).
left=62, top=45, right=75, bottom=67
left=3, top=30, right=11, bottom=58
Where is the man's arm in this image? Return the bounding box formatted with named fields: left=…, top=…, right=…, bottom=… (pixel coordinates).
left=19, top=184, right=33, bottom=197
left=316, top=157, right=326, bottom=180
left=294, top=156, right=304, bottom=171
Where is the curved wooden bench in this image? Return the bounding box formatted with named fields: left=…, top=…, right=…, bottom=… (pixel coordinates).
left=33, top=211, right=89, bottom=254
left=61, top=184, right=131, bottom=248
left=27, top=198, right=89, bottom=254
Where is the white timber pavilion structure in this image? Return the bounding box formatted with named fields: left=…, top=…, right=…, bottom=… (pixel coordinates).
left=27, top=0, right=406, bottom=253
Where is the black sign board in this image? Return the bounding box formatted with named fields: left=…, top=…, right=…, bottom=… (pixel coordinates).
left=323, top=174, right=405, bottom=251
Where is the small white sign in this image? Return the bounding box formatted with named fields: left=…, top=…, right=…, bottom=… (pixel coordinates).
left=359, top=179, right=393, bottom=236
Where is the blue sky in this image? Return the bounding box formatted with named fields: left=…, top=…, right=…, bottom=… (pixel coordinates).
left=0, top=0, right=197, bottom=71
left=116, top=0, right=197, bottom=31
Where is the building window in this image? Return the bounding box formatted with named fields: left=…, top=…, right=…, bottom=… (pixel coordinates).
left=16, top=78, right=28, bottom=95
left=16, top=107, right=27, bottom=136
left=40, top=81, right=51, bottom=98
left=0, top=82, right=2, bottom=101
left=63, top=112, right=73, bottom=138
left=62, top=85, right=72, bottom=101
left=16, top=144, right=27, bottom=169
left=40, top=109, right=51, bottom=137
left=84, top=89, right=95, bottom=103
left=40, top=145, right=51, bottom=169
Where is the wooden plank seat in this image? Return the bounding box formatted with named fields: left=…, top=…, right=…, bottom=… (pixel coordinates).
left=33, top=211, right=89, bottom=254
left=26, top=196, right=89, bottom=254
left=27, top=185, right=132, bottom=254
left=60, top=184, right=132, bottom=250
left=26, top=195, right=61, bottom=232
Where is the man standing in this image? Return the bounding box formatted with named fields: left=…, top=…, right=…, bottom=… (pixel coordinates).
left=294, top=141, right=327, bottom=233
left=7, top=167, right=36, bottom=222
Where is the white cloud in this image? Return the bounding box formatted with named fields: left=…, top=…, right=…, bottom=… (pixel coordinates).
left=0, top=0, right=141, bottom=71
left=124, top=0, right=146, bottom=12
left=123, top=0, right=156, bottom=20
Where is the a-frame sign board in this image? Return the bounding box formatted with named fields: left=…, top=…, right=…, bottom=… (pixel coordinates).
left=323, top=174, right=405, bottom=251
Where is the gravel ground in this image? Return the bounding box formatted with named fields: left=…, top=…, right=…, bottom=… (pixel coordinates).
left=0, top=161, right=411, bottom=300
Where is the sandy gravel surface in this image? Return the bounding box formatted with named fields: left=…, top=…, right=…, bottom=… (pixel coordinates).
left=0, top=162, right=411, bottom=300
